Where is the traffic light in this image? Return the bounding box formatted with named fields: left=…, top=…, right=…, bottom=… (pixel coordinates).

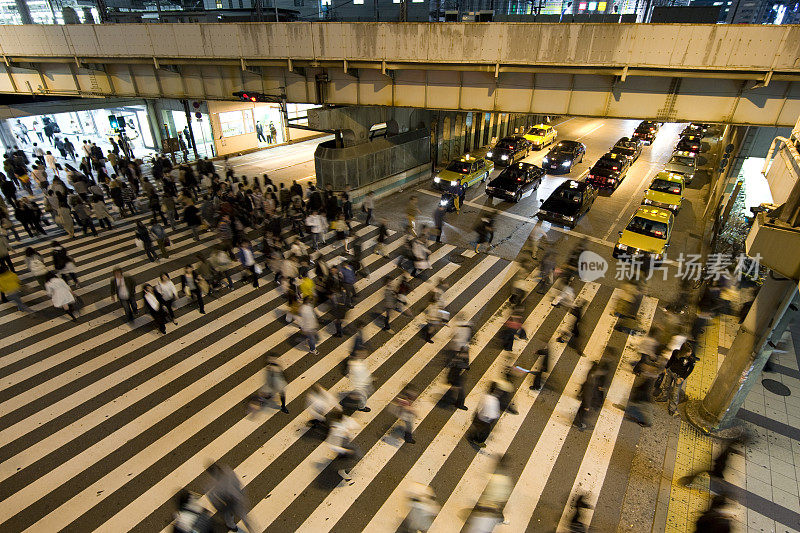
left=233, top=91, right=259, bottom=102
left=232, top=91, right=281, bottom=103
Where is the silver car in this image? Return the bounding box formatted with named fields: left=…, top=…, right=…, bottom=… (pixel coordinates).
left=665, top=150, right=697, bottom=184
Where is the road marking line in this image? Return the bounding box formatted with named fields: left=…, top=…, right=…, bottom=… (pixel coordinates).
left=555, top=297, right=659, bottom=532
left=417, top=189, right=615, bottom=249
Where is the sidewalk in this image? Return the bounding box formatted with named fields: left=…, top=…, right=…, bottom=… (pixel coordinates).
left=658, top=313, right=800, bottom=533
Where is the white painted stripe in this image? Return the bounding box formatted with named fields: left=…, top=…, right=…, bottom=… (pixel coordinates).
left=242, top=260, right=514, bottom=532
left=2, top=244, right=415, bottom=524
left=555, top=297, right=658, bottom=532
left=298, top=269, right=548, bottom=532
left=430, top=285, right=615, bottom=533
left=496, top=289, right=633, bottom=532
left=0, top=225, right=377, bottom=396
left=0, top=234, right=405, bottom=487
left=83, top=247, right=478, bottom=533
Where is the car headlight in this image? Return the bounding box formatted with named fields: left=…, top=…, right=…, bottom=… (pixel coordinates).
left=651, top=253, right=663, bottom=261
left=433, top=177, right=440, bottom=183
left=616, top=244, right=628, bottom=251
left=643, top=199, right=652, bottom=204
left=486, top=152, right=493, bottom=158
left=451, top=181, right=459, bottom=186
left=542, top=157, right=549, bottom=164
left=501, top=155, right=508, bottom=160
left=564, top=216, right=574, bottom=222
left=669, top=204, right=678, bottom=210
left=562, top=161, right=571, bottom=167
left=440, top=199, right=447, bottom=206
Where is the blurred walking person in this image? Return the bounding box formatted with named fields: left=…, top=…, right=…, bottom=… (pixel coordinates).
left=157, top=272, right=179, bottom=325
left=257, top=355, right=289, bottom=413
left=466, top=456, right=512, bottom=531
left=206, top=462, right=256, bottom=533
left=110, top=268, right=137, bottom=322
left=391, top=385, right=418, bottom=444
left=135, top=220, right=158, bottom=262
left=237, top=240, right=259, bottom=288
left=347, top=350, right=373, bottom=412
left=142, top=283, right=167, bottom=334
left=401, top=483, right=440, bottom=533
left=180, top=265, right=206, bottom=314
left=45, top=271, right=77, bottom=321
left=468, top=383, right=501, bottom=448
left=0, top=265, right=32, bottom=313
left=52, top=241, right=79, bottom=287
left=326, top=412, right=362, bottom=481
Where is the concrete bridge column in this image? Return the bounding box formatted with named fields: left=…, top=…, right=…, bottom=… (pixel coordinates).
left=687, top=276, right=799, bottom=433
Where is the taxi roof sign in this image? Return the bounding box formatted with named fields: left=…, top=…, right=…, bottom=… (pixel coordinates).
left=635, top=205, right=672, bottom=220
left=655, top=170, right=684, bottom=182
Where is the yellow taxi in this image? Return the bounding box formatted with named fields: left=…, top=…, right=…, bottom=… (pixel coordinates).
left=433, top=155, right=494, bottom=191
left=523, top=124, right=557, bottom=150
left=613, top=206, right=674, bottom=261
left=642, top=171, right=684, bottom=213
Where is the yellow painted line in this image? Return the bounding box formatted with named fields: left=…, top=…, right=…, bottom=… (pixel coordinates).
left=664, top=318, right=720, bottom=532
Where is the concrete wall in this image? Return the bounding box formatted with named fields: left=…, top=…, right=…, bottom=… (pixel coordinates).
left=0, top=23, right=798, bottom=126
left=314, top=128, right=430, bottom=190
left=2, top=23, right=797, bottom=72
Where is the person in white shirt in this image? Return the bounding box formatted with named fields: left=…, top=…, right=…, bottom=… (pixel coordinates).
left=306, top=384, right=339, bottom=430
left=402, top=483, right=440, bottom=532
left=236, top=240, right=259, bottom=288
left=157, top=272, right=179, bottom=325
left=363, top=191, right=375, bottom=225
left=299, top=298, right=319, bottom=354
left=142, top=283, right=167, bottom=334
left=326, top=412, right=361, bottom=480
left=306, top=211, right=326, bottom=250
left=347, top=351, right=373, bottom=412
left=468, top=383, right=501, bottom=448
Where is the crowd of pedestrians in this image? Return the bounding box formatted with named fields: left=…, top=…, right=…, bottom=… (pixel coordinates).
left=0, top=136, right=746, bottom=533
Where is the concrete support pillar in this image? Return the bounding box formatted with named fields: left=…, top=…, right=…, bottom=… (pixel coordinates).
left=687, top=275, right=799, bottom=434
left=14, top=0, right=34, bottom=24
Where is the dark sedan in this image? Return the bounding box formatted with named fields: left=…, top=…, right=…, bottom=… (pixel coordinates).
left=586, top=152, right=631, bottom=190
left=485, top=136, right=532, bottom=167
left=541, top=140, right=585, bottom=174
left=676, top=134, right=702, bottom=155
left=611, top=137, right=642, bottom=163
left=486, top=162, right=544, bottom=202
left=537, top=180, right=597, bottom=229
left=632, top=120, right=660, bottom=145
left=681, top=123, right=710, bottom=137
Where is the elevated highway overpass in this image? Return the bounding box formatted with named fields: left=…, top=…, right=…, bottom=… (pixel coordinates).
left=0, top=22, right=799, bottom=126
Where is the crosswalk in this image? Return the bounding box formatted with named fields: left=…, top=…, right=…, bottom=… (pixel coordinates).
left=0, top=201, right=668, bottom=533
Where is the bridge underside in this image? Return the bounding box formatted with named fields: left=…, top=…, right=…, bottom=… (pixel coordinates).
left=1, top=61, right=797, bottom=127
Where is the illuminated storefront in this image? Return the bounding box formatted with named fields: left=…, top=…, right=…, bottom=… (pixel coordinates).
left=208, top=101, right=320, bottom=157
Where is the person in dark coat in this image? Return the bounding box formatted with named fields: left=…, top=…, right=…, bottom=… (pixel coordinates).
left=693, top=495, right=733, bottom=533
left=142, top=283, right=167, bottom=334
left=109, top=180, right=126, bottom=216
left=330, top=289, right=348, bottom=338
left=136, top=220, right=158, bottom=262
left=444, top=352, right=469, bottom=410
left=110, top=268, right=137, bottom=322
left=184, top=200, right=202, bottom=241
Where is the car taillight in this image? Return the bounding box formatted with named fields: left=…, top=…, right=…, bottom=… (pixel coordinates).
left=613, top=166, right=618, bottom=170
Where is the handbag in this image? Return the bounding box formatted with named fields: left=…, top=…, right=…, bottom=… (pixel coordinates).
left=254, top=264, right=263, bottom=275
left=134, top=238, right=143, bottom=249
